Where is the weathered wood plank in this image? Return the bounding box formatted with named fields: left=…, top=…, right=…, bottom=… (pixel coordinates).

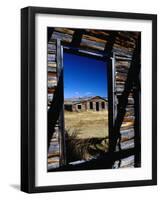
left=120, top=139, right=134, bottom=150
left=116, top=67, right=129, bottom=73
left=54, top=28, right=74, bottom=35
left=51, top=31, right=73, bottom=43
left=121, top=121, right=134, bottom=128
left=48, top=72, right=57, bottom=77
left=48, top=81, right=57, bottom=88
left=48, top=151, right=60, bottom=158
left=48, top=162, right=60, bottom=170
left=120, top=128, right=134, bottom=140
left=85, top=29, right=110, bottom=38
left=122, top=115, right=135, bottom=122
left=115, top=55, right=132, bottom=61
left=82, top=34, right=107, bottom=44
left=120, top=155, right=134, bottom=167
left=114, top=43, right=134, bottom=52
left=118, top=32, right=136, bottom=42
left=116, top=74, right=127, bottom=82
left=48, top=93, right=53, bottom=101
left=48, top=156, right=60, bottom=162
left=48, top=54, right=56, bottom=62
left=113, top=47, right=133, bottom=57
left=115, top=37, right=136, bottom=48
left=48, top=62, right=57, bottom=68
left=48, top=66, right=57, bottom=73
left=113, top=155, right=134, bottom=168
left=81, top=38, right=106, bottom=51
left=48, top=142, right=60, bottom=154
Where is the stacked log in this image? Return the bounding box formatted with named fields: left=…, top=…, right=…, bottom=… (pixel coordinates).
left=113, top=155, right=135, bottom=169
left=49, top=28, right=139, bottom=59
left=47, top=123, right=60, bottom=170
left=113, top=32, right=139, bottom=57
left=50, top=28, right=111, bottom=57
left=50, top=28, right=74, bottom=46
left=47, top=37, right=60, bottom=171
left=112, top=32, right=139, bottom=168
left=47, top=40, right=57, bottom=109
left=80, top=34, right=106, bottom=51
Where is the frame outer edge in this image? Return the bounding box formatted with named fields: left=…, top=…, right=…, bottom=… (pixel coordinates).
left=21, top=7, right=30, bottom=193
left=152, top=14, right=157, bottom=185
left=28, top=7, right=36, bottom=193
left=21, top=6, right=157, bottom=193
left=23, top=6, right=157, bottom=20
left=21, top=7, right=36, bottom=193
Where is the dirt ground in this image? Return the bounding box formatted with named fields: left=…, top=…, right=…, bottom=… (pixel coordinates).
left=64, top=110, right=109, bottom=139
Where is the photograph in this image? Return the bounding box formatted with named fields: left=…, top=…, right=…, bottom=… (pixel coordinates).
left=47, top=27, right=141, bottom=172
left=21, top=6, right=157, bottom=193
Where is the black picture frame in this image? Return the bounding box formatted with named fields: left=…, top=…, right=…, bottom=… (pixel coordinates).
left=21, top=6, right=157, bottom=193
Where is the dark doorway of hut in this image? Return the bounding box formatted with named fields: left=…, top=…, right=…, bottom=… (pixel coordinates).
left=96, top=102, right=99, bottom=111
left=63, top=50, right=110, bottom=168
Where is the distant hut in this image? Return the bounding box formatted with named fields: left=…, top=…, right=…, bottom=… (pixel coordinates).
left=64, top=96, right=108, bottom=112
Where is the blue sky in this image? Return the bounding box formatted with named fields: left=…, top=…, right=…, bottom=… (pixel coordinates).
left=63, top=52, right=108, bottom=99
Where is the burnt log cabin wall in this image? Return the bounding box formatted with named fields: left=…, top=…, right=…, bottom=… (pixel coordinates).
left=47, top=36, right=66, bottom=170
left=47, top=27, right=141, bottom=170
left=112, top=32, right=141, bottom=168
left=47, top=38, right=60, bottom=170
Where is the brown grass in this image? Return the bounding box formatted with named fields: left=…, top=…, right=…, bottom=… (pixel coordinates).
left=64, top=110, right=109, bottom=139
left=64, top=110, right=109, bottom=162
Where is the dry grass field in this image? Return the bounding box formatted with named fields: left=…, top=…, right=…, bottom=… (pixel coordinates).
left=64, top=110, right=109, bottom=162
left=64, top=110, right=109, bottom=138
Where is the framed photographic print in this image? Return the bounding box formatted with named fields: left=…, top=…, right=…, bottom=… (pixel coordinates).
left=21, top=6, right=157, bottom=193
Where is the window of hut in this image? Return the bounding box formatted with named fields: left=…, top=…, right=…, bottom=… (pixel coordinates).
left=77, top=104, right=82, bottom=109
